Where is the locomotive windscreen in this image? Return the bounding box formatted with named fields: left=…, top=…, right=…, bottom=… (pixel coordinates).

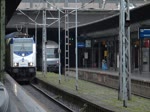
left=46, top=48, right=58, bottom=58
left=13, top=43, right=33, bottom=52
left=13, top=38, right=33, bottom=54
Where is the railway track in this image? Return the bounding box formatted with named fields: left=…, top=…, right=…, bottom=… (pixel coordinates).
left=6, top=73, right=108, bottom=112
left=23, top=83, right=76, bottom=112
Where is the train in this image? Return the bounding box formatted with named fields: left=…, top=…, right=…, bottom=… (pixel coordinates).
left=5, top=32, right=36, bottom=81
left=37, top=40, right=59, bottom=73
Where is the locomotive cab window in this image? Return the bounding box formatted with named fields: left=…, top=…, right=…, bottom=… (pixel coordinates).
left=46, top=48, right=58, bottom=58
left=13, top=38, right=33, bottom=57
left=13, top=43, right=33, bottom=52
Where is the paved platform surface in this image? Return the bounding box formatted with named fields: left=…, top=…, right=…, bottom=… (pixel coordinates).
left=0, top=82, right=9, bottom=112
left=70, top=68, right=150, bottom=82
left=36, top=72, right=150, bottom=112
left=5, top=74, right=48, bottom=112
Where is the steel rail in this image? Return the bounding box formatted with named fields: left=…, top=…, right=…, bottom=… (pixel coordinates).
left=30, top=83, right=75, bottom=112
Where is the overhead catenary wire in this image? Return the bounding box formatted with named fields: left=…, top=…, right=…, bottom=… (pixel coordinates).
left=46, top=0, right=96, bottom=27
left=48, top=10, right=55, bottom=18
left=18, top=9, right=50, bottom=26
left=17, top=0, right=49, bottom=26
left=18, top=9, right=38, bottom=25
left=34, top=10, right=41, bottom=21
left=17, top=0, right=98, bottom=28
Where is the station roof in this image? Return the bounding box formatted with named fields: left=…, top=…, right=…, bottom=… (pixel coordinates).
left=71, top=3, right=150, bottom=35
left=6, top=10, right=118, bottom=29
left=6, top=0, right=21, bottom=23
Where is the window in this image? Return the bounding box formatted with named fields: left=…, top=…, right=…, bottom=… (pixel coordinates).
left=46, top=48, right=58, bottom=58
left=13, top=38, right=33, bottom=52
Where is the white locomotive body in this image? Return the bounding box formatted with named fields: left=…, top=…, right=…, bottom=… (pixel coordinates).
left=6, top=33, right=36, bottom=81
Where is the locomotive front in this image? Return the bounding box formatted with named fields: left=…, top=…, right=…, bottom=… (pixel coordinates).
left=9, top=37, right=36, bottom=81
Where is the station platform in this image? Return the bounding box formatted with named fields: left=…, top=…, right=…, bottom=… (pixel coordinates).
left=70, top=68, right=150, bottom=82
left=68, top=68, right=150, bottom=98
left=0, top=82, right=9, bottom=112
left=36, top=72, right=150, bottom=112
left=4, top=74, right=48, bottom=112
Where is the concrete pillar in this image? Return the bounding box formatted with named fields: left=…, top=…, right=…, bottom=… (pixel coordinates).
left=0, top=0, right=5, bottom=82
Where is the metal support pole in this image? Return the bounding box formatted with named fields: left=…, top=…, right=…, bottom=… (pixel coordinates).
left=0, top=0, right=5, bottom=82
left=120, top=0, right=127, bottom=106
left=58, top=10, right=61, bottom=84
left=35, top=23, right=37, bottom=67
left=25, top=24, right=28, bottom=35
left=118, top=0, right=123, bottom=101
left=98, top=42, right=101, bottom=68
left=42, top=9, right=47, bottom=76
left=126, top=0, right=131, bottom=100
left=92, top=40, right=94, bottom=68
left=75, top=0, right=78, bottom=90
left=64, top=0, right=69, bottom=81
left=102, top=0, right=106, bottom=9
left=119, top=0, right=131, bottom=107
left=139, top=39, right=142, bottom=73
left=114, top=37, right=117, bottom=71
left=35, top=24, right=37, bottom=45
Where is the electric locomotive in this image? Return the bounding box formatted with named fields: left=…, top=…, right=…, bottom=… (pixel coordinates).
left=5, top=32, right=36, bottom=81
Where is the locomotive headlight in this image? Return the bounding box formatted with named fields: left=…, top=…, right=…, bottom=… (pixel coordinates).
left=22, top=53, right=25, bottom=57
left=14, top=63, right=18, bottom=67
left=29, top=62, right=33, bottom=66
left=14, top=63, right=17, bottom=66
